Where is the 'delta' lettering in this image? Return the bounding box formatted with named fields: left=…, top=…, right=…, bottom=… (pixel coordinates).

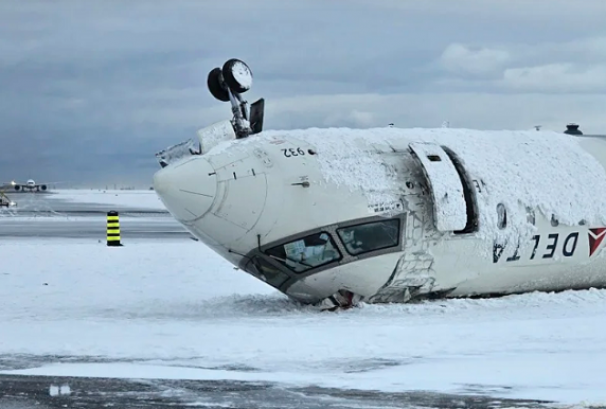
left=542, top=233, right=559, bottom=259
left=563, top=232, right=579, bottom=257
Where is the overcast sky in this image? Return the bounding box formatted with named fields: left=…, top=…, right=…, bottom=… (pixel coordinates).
left=2, top=0, right=606, bottom=187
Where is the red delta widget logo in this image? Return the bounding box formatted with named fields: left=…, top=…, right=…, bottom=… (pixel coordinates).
left=589, top=228, right=606, bottom=257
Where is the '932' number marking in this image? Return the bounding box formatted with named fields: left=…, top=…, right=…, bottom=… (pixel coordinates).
left=282, top=147, right=305, bottom=157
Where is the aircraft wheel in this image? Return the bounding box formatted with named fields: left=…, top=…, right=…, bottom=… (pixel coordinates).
left=207, top=67, right=230, bottom=102
left=222, top=58, right=252, bottom=93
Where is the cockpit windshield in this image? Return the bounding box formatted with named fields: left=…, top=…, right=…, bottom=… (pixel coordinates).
left=247, top=256, right=289, bottom=288
left=265, top=232, right=342, bottom=273
left=337, top=219, right=400, bottom=256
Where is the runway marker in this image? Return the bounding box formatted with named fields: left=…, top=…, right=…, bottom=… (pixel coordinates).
left=107, top=210, right=123, bottom=247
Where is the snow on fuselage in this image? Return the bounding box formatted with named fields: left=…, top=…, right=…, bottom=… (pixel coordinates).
left=153, top=121, right=606, bottom=306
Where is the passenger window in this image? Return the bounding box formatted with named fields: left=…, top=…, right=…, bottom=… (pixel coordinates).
left=265, top=232, right=342, bottom=273
left=337, top=219, right=400, bottom=256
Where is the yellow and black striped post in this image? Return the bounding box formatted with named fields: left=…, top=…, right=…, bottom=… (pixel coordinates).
left=106, top=211, right=122, bottom=247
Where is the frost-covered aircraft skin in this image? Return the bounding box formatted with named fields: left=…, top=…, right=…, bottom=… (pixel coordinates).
left=153, top=59, right=606, bottom=309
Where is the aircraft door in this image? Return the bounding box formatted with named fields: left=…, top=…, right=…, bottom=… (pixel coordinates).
left=408, top=142, right=468, bottom=232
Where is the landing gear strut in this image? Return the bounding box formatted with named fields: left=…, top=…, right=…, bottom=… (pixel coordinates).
left=207, top=59, right=265, bottom=139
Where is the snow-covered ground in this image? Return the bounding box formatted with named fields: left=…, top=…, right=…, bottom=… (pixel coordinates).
left=54, top=189, right=166, bottom=210
left=1, top=238, right=605, bottom=406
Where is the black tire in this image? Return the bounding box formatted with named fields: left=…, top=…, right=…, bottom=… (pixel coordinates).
left=222, top=59, right=252, bottom=93
left=207, top=67, right=230, bottom=102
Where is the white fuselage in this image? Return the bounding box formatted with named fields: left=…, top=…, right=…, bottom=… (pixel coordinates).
left=153, top=122, right=606, bottom=305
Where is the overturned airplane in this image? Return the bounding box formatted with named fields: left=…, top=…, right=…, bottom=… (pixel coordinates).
left=153, top=58, right=606, bottom=310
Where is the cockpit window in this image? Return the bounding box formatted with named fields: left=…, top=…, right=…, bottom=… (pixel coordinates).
left=265, top=232, right=342, bottom=273
left=247, top=256, right=289, bottom=288
left=337, top=219, right=401, bottom=256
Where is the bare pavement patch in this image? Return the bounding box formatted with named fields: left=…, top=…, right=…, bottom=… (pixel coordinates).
left=0, top=372, right=565, bottom=409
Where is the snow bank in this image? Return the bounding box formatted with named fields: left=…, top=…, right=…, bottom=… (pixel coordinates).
left=55, top=190, right=166, bottom=210
left=1, top=239, right=606, bottom=403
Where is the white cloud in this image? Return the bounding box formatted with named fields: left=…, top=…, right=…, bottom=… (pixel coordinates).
left=322, top=110, right=376, bottom=128
left=508, top=36, right=606, bottom=66
left=360, top=0, right=606, bottom=22
left=440, top=43, right=511, bottom=75
left=502, top=63, right=606, bottom=92
left=259, top=92, right=606, bottom=135
left=435, top=36, right=606, bottom=93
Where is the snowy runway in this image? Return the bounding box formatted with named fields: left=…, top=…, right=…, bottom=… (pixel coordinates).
left=1, top=191, right=605, bottom=408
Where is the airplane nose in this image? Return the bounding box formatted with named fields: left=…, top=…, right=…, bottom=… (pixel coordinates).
left=153, top=157, right=217, bottom=222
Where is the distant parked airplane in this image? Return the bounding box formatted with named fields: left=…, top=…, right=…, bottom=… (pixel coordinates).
left=4, top=179, right=52, bottom=192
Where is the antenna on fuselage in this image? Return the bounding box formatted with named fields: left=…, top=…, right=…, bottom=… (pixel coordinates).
left=206, top=59, right=265, bottom=139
